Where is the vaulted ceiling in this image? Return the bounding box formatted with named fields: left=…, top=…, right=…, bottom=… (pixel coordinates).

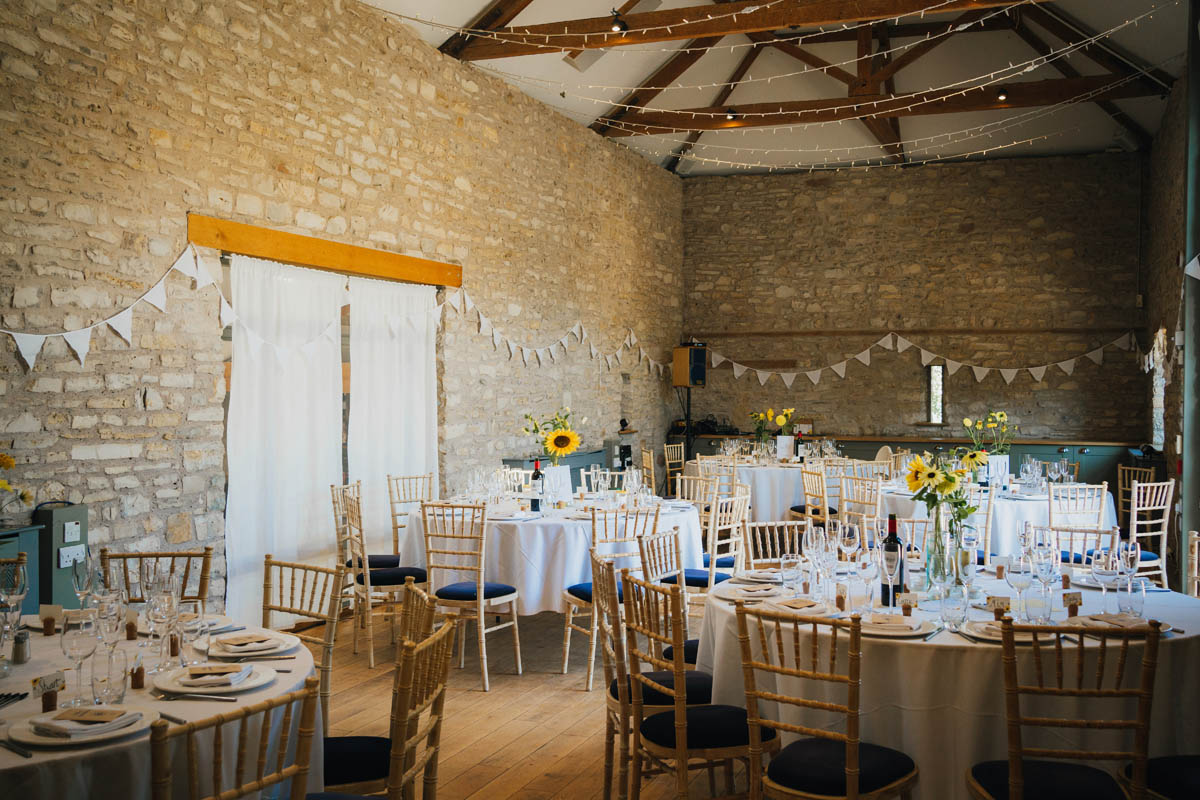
left=364, top=1, right=1185, bottom=175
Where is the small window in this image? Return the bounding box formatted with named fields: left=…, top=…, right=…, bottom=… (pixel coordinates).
left=927, top=364, right=944, bottom=424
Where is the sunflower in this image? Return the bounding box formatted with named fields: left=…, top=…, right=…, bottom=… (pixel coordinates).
left=962, top=417, right=973, bottom=429
left=774, top=415, right=786, bottom=427
left=18, top=489, right=31, bottom=504
left=905, top=456, right=941, bottom=493
left=0, top=453, right=13, bottom=470
left=960, top=450, right=988, bottom=469
left=0, top=479, right=9, bottom=492
left=936, top=469, right=961, bottom=495
left=543, top=428, right=581, bottom=459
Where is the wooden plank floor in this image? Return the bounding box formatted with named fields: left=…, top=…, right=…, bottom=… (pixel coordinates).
left=313, top=610, right=749, bottom=799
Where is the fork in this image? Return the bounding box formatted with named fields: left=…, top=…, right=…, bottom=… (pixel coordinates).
left=0, top=693, right=28, bottom=712
left=151, top=690, right=238, bottom=703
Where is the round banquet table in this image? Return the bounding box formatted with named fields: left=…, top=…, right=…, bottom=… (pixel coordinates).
left=684, top=460, right=807, bottom=522
left=881, top=486, right=1118, bottom=557
left=402, top=504, right=704, bottom=615
left=0, top=624, right=322, bottom=798
left=696, top=577, right=1200, bottom=799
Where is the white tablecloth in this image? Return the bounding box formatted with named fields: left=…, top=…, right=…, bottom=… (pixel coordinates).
left=697, top=579, right=1200, bottom=798
left=0, top=626, right=322, bottom=798
left=881, top=489, right=1119, bottom=557
left=402, top=505, right=704, bottom=615
left=684, top=460, right=806, bottom=522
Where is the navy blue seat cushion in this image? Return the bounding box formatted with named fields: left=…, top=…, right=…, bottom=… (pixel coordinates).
left=640, top=705, right=774, bottom=750
left=789, top=505, right=837, bottom=516
left=323, top=736, right=390, bottom=786
left=611, top=668, right=713, bottom=706
left=356, top=566, right=427, bottom=586
left=703, top=553, right=736, bottom=569
left=970, top=759, right=1124, bottom=799
left=1124, top=755, right=1200, bottom=799
left=662, top=568, right=731, bottom=588
left=1088, top=548, right=1160, bottom=562
left=566, top=581, right=622, bottom=604
left=435, top=581, right=517, bottom=601
left=346, top=554, right=401, bottom=569
left=1060, top=550, right=1089, bottom=565
left=663, top=638, right=699, bottom=665
left=767, top=737, right=915, bottom=796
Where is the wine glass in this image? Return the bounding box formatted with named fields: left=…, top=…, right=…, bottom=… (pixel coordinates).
left=1090, top=550, right=1121, bottom=614
left=880, top=539, right=903, bottom=614
left=1047, top=461, right=1062, bottom=485
left=177, top=600, right=206, bottom=666
left=1118, top=540, right=1141, bottom=590
left=855, top=542, right=879, bottom=613
left=780, top=553, right=802, bottom=598
left=1006, top=552, right=1034, bottom=621
left=839, top=524, right=861, bottom=562
left=71, top=554, right=93, bottom=609
left=61, top=609, right=98, bottom=708
left=146, top=588, right=178, bottom=674
left=1031, top=547, right=1058, bottom=624
left=96, top=592, right=126, bottom=655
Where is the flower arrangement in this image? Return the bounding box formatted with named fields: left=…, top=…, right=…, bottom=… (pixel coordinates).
left=521, top=407, right=584, bottom=466
left=905, top=451, right=982, bottom=532
left=748, top=407, right=797, bottom=443
left=0, top=452, right=32, bottom=515
left=962, top=411, right=1017, bottom=455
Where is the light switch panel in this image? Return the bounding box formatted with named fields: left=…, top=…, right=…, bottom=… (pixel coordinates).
left=63, top=520, right=81, bottom=543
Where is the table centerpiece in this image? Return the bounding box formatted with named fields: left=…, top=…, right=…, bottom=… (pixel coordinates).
left=962, top=410, right=1016, bottom=485
left=521, top=407, right=584, bottom=501
left=905, top=450, right=984, bottom=589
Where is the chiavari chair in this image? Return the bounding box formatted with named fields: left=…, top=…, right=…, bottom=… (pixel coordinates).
left=734, top=607, right=918, bottom=800
left=623, top=570, right=759, bottom=800
left=100, top=546, right=214, bottom=604
left=896, top=518, right=931, bottom=555
left=873, top=445, right=893, bottom=462
left=641, top=446, right=658, bottom=495
left=697, top=459, right=738, bottom=498
left=965, top=617, right=1162, bottom=800
left=638, top=526, right=695, bottom=665
left=963, top=484, right=995, bottom=565
left=890, top=451, right=911, bottom=478
left=1125, top=480, right=1175, bottom=587
left=669, top=492, right=748, bottom=604
left=421, top=501, right=521, bottom=692
left=674, top=474, right=719, bottom=529
left=664, top=443, right=686, bottom=495
left=149, top=676, right=319, bottom=800
left=840, top=476, right=882, bottom=535
left=1029, top=525, right=1117, bottom=566
left=854, top=460, right=893, bottom=482
left=744, top=520, right=808, bottom=569
left=1190, top=530, right=1200, bottom=597
left=501, top=466, right=533, bottom=493
left=562, top=506, right=661, bottom=691
left=387, top=473, right=433, bottom=558
left=791, top=468, right=837, bottom=527
left=1117, top=465, right=1155, bottom=532
left=1047, top=482, right=1108, bottom=530
left=261, top=555, right=345, bottom=736
left=1039, top=461, right=1080, bottom=482
left=585, top=466, right=628, bottom=493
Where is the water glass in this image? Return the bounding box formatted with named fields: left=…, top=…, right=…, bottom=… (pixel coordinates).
left=61, top=609, right=98, bottom=708
left=855, top=546, right=879, bottom=613
left=1006, top=553, right=1034, bottom=620
left=178, top=600, right=206, bottom=666
left=940, top=586, right=968, bottom=631
left=1090, top=551, right=1121, bottom=614
left=1118, top=578, right=1147, bottom=618
left=1025, top=586, right=1053, bottom=624
left=91, top=648, right=128, bottom=705
left=780, top=553, right=802, bottom=597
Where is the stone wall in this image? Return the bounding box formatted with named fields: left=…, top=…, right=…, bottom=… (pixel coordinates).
left=0, top=0, right=683, bottom=608
left=681, top=156, right=1147, bottom=441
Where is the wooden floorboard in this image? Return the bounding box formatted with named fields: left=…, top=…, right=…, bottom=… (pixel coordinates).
left=313, top=609, right=748, bottom=798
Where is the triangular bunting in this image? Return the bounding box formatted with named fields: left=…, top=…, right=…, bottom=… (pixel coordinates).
left=538, top=348, right=550, bottom=365
left=1085, top=348, right=1104, bottom=365
left=463, top=293, right=474, bottom=313
left=387, top=315, right=401, bottom=337
left=572, top=322, right=583, bottom=340
left=1057, top=359, right=1076, bottom=376
left=615, top=350, right=623, bottom=365
left=806, top=369, right=822, bottom=385
left=855, top=349, right=871, bottom=366
left=831, top=361, right=847, bottom=378
left=711, top=352, right=726, bottom=367
left=219, top=298, right=235, bottom=328
left=589, top=343, right=599, bottom=359
left=108, top=307, right=133, bottom=344
left=520, top=347, right=530, bottom=367
left=638, top=347, right=647, bottom=363
left=731, top=363, right=748, bottom=379
left=920, top=349, right=935, bottom=366
left=895, top=337, right=912, bottom=353
left=63, top=327, right=92, bottom=366
left=755, top=370, right=770, bottom=386
left=445, top=290, right=461, bottom=314
left=142, top=280, right=167, bottom=312
left=11, top=332, right=45, bottom=370
left=1114, top=333, right=1131, bottom=351
left=946, top=359, right=963, bottom=375
left=1028, top=365, right=1047, bottom=382
left=193, top=250, right=215, bottom=289
left=877, top=334, right=894, bottom=350
left=170, top=248, right=195, bottom=279
left=507, top=340, right=516, bottom=360
left=781, top=372, right=797, bottom=388
left=628, top=330, right=638, bottom=347
left=492, top=328, right=503, bottom=349
left=604, top=355, right=613, bottom=370
left=1000, top=368, right=1019, bottom=384
left=972, top=366, right=990, bottom=382
left=478, top=313, right=489, bottom=334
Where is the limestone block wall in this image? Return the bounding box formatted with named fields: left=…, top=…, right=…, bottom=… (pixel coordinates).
left=681, top=156, right=1147, bottom=441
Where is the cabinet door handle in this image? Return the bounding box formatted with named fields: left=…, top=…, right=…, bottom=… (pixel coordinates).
left=1058, top=447, right=1069, bottom=454
left=1079, top=447, right=1091, bottom=455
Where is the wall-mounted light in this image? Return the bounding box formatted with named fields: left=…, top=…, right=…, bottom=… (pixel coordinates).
left=725, top=108, right=737, bottom=121
left=996, top=89, right=1009, bottom=102
left=610, top=9, right=628, bottom=32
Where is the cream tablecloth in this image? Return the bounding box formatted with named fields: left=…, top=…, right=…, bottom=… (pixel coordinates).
left=684, top=460, right=807, bottom=522
left=0, top=626, right=321, bottom=799
left=696, top=578, right=1199, bottom=798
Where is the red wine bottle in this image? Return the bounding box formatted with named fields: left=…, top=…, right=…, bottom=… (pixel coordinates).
left=880, top=513, right=906, bottom=607
left=530, top=459, right=543, bottom=513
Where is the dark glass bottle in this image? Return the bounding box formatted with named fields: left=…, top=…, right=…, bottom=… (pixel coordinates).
left=530, top=459, right=543, bottom=513
left=880, top=513, right=906, bottom=607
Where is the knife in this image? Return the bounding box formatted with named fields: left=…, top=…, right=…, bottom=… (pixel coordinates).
left=0, top=739, right=33, bottom=759
left=922, top=625, right=945, bottom=641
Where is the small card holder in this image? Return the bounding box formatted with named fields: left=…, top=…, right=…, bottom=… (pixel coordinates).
left=897, top=592, right=917, bottom=617
left=1063, top=591, right=1083, bottom=618
left=987, top=596, right=1011, bottom=621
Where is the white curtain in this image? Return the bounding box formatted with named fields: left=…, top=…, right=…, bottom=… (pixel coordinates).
left=347, top=276, right=438, bottom=556
left=224, top=256, right=345, bottom=622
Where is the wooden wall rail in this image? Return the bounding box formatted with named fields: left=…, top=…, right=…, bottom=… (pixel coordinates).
left=689, top=327, right=1135, bottom=339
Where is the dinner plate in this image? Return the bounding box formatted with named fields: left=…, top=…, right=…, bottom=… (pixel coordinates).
left=741, top=569, right=783, bottom=584
left=490, top=511, right=540, bottom=521
left=8, top=706, right=160, bottom=747
left=859, top=618, right=938, bottom=638
left=138, top=614, right=234, bottom=637
left=713, top=583, right=785, bottom=600
left=765, top=599, right=829, bottom=616
left=1076, top=614, right=1170, bottom=634
left=154, top=665, right=277, bottom=695
left=962, top=620, right=1045, bottom=643
left=198, top=629, right=300, bottom=658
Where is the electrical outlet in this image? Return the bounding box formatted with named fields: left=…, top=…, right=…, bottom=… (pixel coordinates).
left=58, top=544, right=86, bottom=569
left=63, top=520, right=81, bottom=543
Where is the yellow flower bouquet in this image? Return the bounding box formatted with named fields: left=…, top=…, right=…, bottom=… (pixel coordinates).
left=962, top=410, right=1017, bottom=455
left=0, top=451, right=32, bottom=515
left=522, top=408, right=584, bottom=466
left=749, top=407, right=798, bottom=444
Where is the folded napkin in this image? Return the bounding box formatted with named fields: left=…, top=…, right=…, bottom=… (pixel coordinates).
left=745, top=569, right=781, bottom=581
left=213, top=633, right=278, bottom=653
left=179, top=664, right=254, bottom=687
left=776, top=598, right=823, bottom=612
left=865, top=613, right=921, bottom=630
left=1082, top=613, right=1146, bottom=629
left=735, top=585, right=778, bottom=596
left=33, top=709, right=142, bottom=739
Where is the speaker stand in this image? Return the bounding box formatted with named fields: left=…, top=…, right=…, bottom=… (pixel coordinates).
left=684, top=386, right=694, bottom=461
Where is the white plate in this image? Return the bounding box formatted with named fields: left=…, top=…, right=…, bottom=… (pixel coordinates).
left=138, top=614, right=234, bottom=637
left=963, top=620, right=1049, bottom=643
left=713, top=583, right=785, bottom=600
left=199, top=629, right=300, bottom=658
left=859, top=618, right=937, bottom=638
left=490, top=511, right=540, bottom=521
left=154, top=665, right=277, bottom=695
left=765, top=599, right=830, bottom=616
left=1076, top=615, right=1171, bottom=634
left=1070, top=573, right=1107, bottom=589
left=9, top=706, right=160, bottom=748
left=741, top=569, right=783, bottom=584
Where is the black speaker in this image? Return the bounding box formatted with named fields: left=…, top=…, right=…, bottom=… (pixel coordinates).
left=672, top=346, right=706, bottom=388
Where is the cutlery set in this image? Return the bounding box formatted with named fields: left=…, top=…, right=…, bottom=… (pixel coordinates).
left=0, top=692, right=28, bottom=712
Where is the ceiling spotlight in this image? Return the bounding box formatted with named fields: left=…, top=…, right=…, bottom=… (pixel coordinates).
left=996, top=89, right=1009, bottom=102
left=725, top=108, right=737, bottom=121
left=610, top=9, right=628, bottom=32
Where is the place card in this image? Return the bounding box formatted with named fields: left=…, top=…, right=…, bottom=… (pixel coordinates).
left=993, top=557, right=1011, bottom=580
left=55, top=708, right=126, bottom=724
left=217, top=633, right=272, bottom=646
left=33, top=670, right=65, bottom=712
left=987, top=596, right=1011, bottom=621
left=897, top=592, right=917, bottom=617
left=187, top=664, right=246, bottom=677
left=1063, top=591, right=1083, bottom=618
left=126, top=608, right=139, bottom=640
left=40, top=603, right=63, bottom=635
left=835, top=584, right=848, bottom=611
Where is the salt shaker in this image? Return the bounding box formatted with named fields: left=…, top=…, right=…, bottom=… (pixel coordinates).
left=12, top=630, right=30, bottom=665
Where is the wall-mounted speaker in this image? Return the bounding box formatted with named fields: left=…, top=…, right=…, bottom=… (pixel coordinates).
left=672, top=345, right=706, bottom=388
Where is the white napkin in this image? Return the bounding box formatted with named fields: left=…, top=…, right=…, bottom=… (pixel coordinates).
left=1081, top=613, right=1146, bottom=629
left=776, top=598, right=825, bottom=613
left=33, top=709, right=142, bottom=738
left=865, top=613, right=921, bottom=630
left=213, top=633, right=278, bottom=653
left=735, top=585, right=779, bottom=596
left=179, top=664, right=254, bottom=687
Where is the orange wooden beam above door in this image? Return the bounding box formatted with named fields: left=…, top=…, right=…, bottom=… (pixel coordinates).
left=187, top=213, right=463, bottom=288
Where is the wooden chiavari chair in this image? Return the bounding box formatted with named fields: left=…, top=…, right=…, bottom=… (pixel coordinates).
left=664, top=443, right=685, bottom=496
left=963, top=484, right=995, bottom=565
left=873, top=445, right=893, bottom=462
left=501, top=466, right=533, bottom=493
left=100, top=546, right=214, bottom=604
left=1190, top=530, right=1200, bottom=597
left=854, top=460, right=892, bottom=482
left=387, top=473, right=433, bottom=557
left=1047, top=482, right=1108, bottom=531
left=791, top=468, right=837, bottom=527
left=743, top=520, right=808, bottom=569
left=1117, top=465, right=1155, bottom=532
left=840, top=476, right=882, bottom=535
left=674, top=474, right=718, bottom=530
left=896, top=518, right=931, bottom=555
left=1127, top=480, right=1175, bottom=586
left=890, top=451, right=912, bottom=478
left=734, top=607, right=918, bottom=800
left=677, top=492, right=749, bottom=601
left=641, top=446, right=658, bottom=495
left=638, top=526, right=696, bottom=665
left=149, top=676, right=320, bottom=800
left=697, top=459, right=738, bottom=498
left=623, top=570, right=758, bottom=800
left=562, top=506, right=661, bottom=691
left=1029, top=525, right=1117, bottom=567
left=965, top=618, right=1162, bottom=800
left=421, top=502, right=521, bottom=692
left=584, top=466, right=627, bottom=492
left=261, top=555, right=345, bottom=736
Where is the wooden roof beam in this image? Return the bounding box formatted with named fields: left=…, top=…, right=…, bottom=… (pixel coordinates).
left=1020, top=6, right=1174, bottom=91
left=870, top=9, right=990, bottom=85
left=439, top=0, right=537, bottom=58
left=776, top=15, right=1012, bottom=43
left=455, top=0, right=1053, bottom=61
left=665, top=44, right=765, bottom=172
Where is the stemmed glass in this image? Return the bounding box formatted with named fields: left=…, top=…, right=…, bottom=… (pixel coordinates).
left=880, top=539, right=903, bottom=614
left=839, top=524, right=860, bottom=562
left=146, top=587, right=179, bottom=675
left=780, top=553, right=802, bottom=599
left=1046, top=461, right=1061, bottom=485
left=0, top=559, right=28, bottom=676
left=1117, top=540, right=1141, bottom=591
left=61, top=609, right=99, bottom=708
left=1031, top=547, right=1059, bottom=624
left=177, top=600, right=207, bottom=666
left=1090, top=550, right=1121, bottom=613
left=1006, top=552, right=1034, bottom=621
left=71, top=553, right=93, bottom=609
left=96, top=591, right=127, bottom=656
left=853, top=543, right=879, bottom=613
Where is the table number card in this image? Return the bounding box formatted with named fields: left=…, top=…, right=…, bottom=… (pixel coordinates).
left=986, top=596, right=1011, bottom=620
left=993, top=557, right=1011, bottom=580
left=1063, top=591, right=1083, bottom=617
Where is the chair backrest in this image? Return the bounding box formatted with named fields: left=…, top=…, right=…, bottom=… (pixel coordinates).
left=501, top=467, right=533, bottom=493
left=890, top=451, right=911, bottom=476
left=674, top=474, right=718, bottom=506
left=704, top=493, right=750, bottom=586
left=261, top=556, right=346, bottom=737
left=855, top=460, right=892, bottom=481
left=1040, top=460, right=1080, bottom=481
left=150, top=676, right=320, bottom=800
left=1130, top=480, right=1175, bottom=584
left=800, top=468, right=832, bottom=526
left=592, top=506, right=660, bottom=565
left=330, top=481, right=362, bottom=564
left=840, top=476, right=882, bottom=531
left=744, top=520, right=808, bottom=569
left=420, top=502, right=489, bottom=597
left=639, top=525, right=686, bottom=586
left=387, top=473, right=434, bottom=555
left=734, top=606, right=865, bottom=799
left=873, top=445, right=893, bottom=462
left=1118, top=465, right=1156, bottom=527
left=584, top=467, right=626, bottom=492
left=663, top=442, right=685, bottom=471
left=963, top=484, right=995, bottom=565
left=393, top=576, right=438, bottom=647
left=1047, top=482, right=1108, bottom=530
left=1189, top=530, right=1200, bottom=597
left=382, top=614, right=459, bottom=800
left=696, top=460, right=737, bottom=496
left=896, top=518, right=931, bottom=553
left=1030, top=525, right=1116, bottom=565
left=592, top=550, right=629, bottom=713
left=341, top=493, right=373, bottom=594
left=995, top=617, right=1162, bottom=799
left=100, top=546, right=214, bottom=604
left=640, top=447, right=657, bottom=494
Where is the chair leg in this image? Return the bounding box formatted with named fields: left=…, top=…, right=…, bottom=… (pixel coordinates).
left=510, top=601, right=522, bottom=675
left=477, top=614, right=490, bottom=691
left=680, top=757, right=694, bottom=800
left=584, top=607, right=599, bottom=691
left=457, top=614, right=467, bottom=669
left=365, top=594, right=376, bottom=670
left=617, top=715, right=630, bottom=800
left=351, top=592, right=361, bottom=655
left=630, top=741, right=643, bottom=800
left=705, top=762, right=717, bottom=797
left=723, top=759, right=734, bottom=795
left=603, top=712, right=615, bottom=800
left=561, top=604, right=574, bottom=674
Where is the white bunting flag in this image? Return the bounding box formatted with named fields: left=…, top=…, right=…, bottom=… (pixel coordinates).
left=507, top=340, right=516, bottom=360
left=1057, top=359, right=1076, bottom=376
left=463, top=293, right=474, bottom=313
left=547, top=346, right=557, bottom=363
left=539, top=348, right=551, bottom=365
left=1185, top=254, right=1200, bottom=280
left=732, top=363, right=748, bottom=379
left=831, top=361, right=847, bottom=379
left=63, top=327, right=92, bottom=366
left=219, top=298, right=235, bottom=328
left=877, top=334, right=894, bottom=350
left=142, top=280, right=167, bottom=312
left=604, top=355, right=613, bottom=370
left=946, top=359, right=963, bottom=375
left=781, top=372, right=797, bottom=388
left=589, top=343, right=599, bottom=359
left=638, top=347, right=647, bottom=363
left=109, top=307, right=134, bottom=344
left=193, top=250, right=215, bottom=289
left=711, top=352, right=726, bottom=367
left=1085, top=348, right=1104, bottom=365
left=170, top=248, right=196, bottom=279
left=491, top=328, right=503, bottom=349
left=972, top=366, right=990, bottom=382
left=1028, top=365, right=1047, bottom=382
left=1115, top=333, right=1131, bottom=351
left=271, top=342, right=290, bottom=369
left=520, top=347, right=530, bottom=367
left=572, top=322, right=582, bottom=340
left=615, top=350, right=623, bottom=365
left=756, top=370, right=769, bottom=386
left=560, top=336, right=570, bottom=353
left=477, top=313, right=489, bottom=334
left=855, top=349, right=871, bottom=367
left=895, top=336, right=912, bottom=353
left=919, top=349, right=935, bottom=366
left=11, top=332, right=45, bottom=370
left=578, top=324, right=588, bottom=342
left=806, top=369, right=822, bottom=385
left=628, top=330, right=638, bottom=347
left=445, top=290, right=461, bottom=314
left=1000, top=368, right=1019, bottom=384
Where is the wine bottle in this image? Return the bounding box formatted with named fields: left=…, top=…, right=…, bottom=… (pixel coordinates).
left=530, top=459, right=543, bottom=513
left=880, top=513, right=906, bottom=607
